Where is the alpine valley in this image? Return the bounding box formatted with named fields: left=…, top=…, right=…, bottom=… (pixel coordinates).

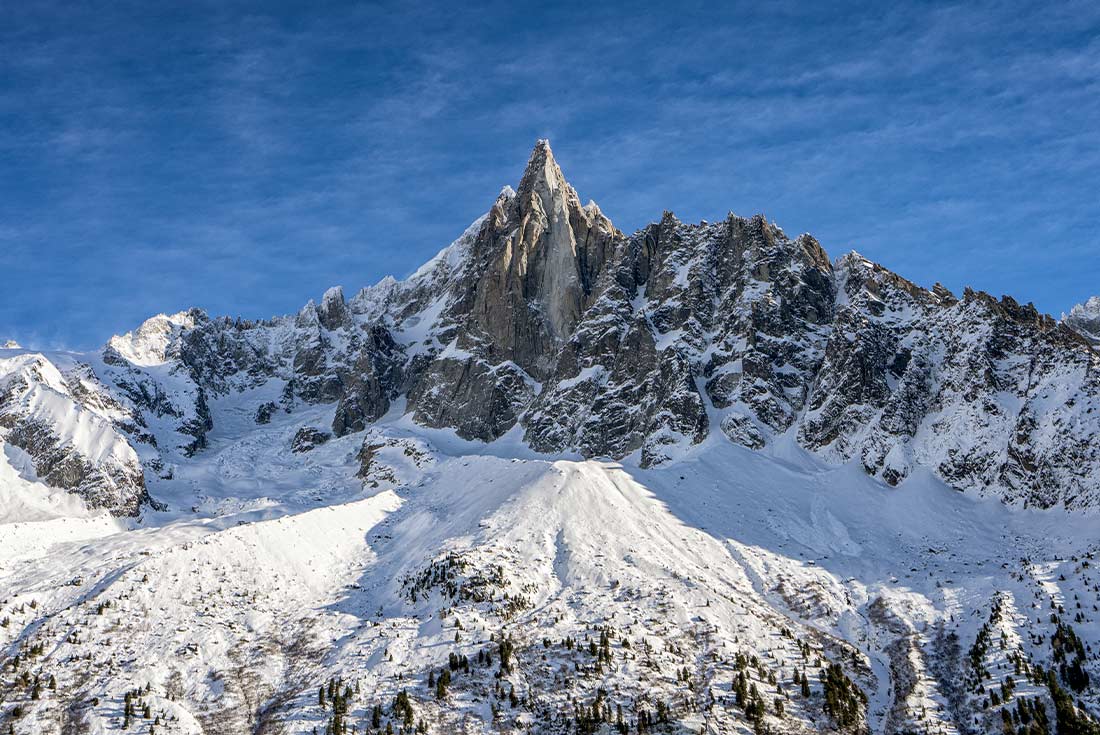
left=2, top=141, right=1099, bottom=735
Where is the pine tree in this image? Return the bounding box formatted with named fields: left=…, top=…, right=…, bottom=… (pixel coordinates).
left=734, top=670, right=748, bottom=708
left=498, top=636, right=515, bottom=673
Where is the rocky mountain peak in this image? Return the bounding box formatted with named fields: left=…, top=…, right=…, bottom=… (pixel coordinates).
left=931, top=282, right=958, bottom=305
left=515, top=139, right=564, bottom=202
left=104, top=309, right=204, bottom=367
left=1064, top=295, right=1100, bottom=344
left=397, top=141, right=625, bottom=441
left=318, top=285, right=350, bottom=330
left=451, top=140, right=619, bottom=361
left=1070, top=295, right=1100, bottom=317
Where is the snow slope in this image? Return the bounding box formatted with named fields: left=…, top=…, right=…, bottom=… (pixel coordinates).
left=2, top=413, right=1097, bottom=734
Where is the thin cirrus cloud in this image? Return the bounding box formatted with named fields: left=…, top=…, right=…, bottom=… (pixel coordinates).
left=0, top=0, right=1097, bottom=349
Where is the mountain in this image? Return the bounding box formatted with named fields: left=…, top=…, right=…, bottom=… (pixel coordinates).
left=1065, top=296, right=1100, bottom=345
left=0, top=350, right=148, bottom=516
left=2, top=142, right=1099, bottom=735
left=10, top=141, right=1099, bottom=515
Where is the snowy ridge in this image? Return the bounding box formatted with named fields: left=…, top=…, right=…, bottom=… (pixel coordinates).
left=1064, top=296, right=1100, bottom=344
left=0, top=354, right=134, bottom=467
left=0, top=352, right=148, bottom=515
left=106, top=312, right=200, bottom=367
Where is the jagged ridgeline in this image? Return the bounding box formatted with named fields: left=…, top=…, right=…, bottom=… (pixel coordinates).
left=4, top=140, right=1099, bottom=516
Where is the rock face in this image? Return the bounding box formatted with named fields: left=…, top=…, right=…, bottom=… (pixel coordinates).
left=524, top=212, right=833, bottom=465
left=402, top=141, right=619, bottom=440
left=799, top=259, right=1100, bottom=508
left=10, top=141, right=1100, bottom=513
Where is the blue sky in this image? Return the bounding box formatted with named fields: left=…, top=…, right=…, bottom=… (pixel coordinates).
left=2, top=1, right=1098, bottom=349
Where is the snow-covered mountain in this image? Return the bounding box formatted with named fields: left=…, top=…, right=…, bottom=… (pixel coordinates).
left=2, top=142, right=1099, bottom=735
left=1065, top=297, right=1100, bottom=345
left=0, top=350, right=148, bottom=516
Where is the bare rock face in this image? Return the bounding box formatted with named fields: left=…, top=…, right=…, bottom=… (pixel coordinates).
left=318, top=286, right=351, bottom=331
left=463, top=140, right=617, bottom=369
left=520, top=210, right=836, bottom=465
left=331, top=325, right=404, bottom=436
left=402, top=141, right=619, bottom=440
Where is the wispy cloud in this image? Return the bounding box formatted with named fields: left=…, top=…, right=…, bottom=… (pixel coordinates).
left=1, top=0, right=1098, bottom=348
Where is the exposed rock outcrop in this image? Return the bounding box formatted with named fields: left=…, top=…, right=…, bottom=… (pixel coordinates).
left=291, top=426, right=331, bottom=453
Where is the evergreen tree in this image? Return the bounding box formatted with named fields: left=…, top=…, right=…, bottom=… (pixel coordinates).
left=371, top=704, right=382, bottom=729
